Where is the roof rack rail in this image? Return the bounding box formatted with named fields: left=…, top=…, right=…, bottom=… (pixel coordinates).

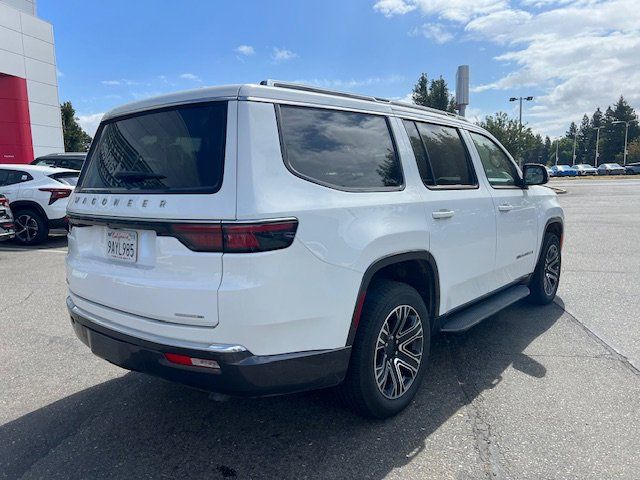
left=389, top=100, right=468, bottom=121
left=259, top=79, right=467, bottom=121
left=260, top=79, right=390, bottom=103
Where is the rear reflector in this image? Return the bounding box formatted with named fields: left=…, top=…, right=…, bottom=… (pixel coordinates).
left=170, top=219, right=298, bottom=253
left=39, top=188, right=72, bottom=205
left=164, top=353, right=221, bottom=371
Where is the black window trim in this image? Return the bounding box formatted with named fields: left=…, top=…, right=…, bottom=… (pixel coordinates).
left=467, top=130, right=524, bottom=190
left=76, top=100, right=229, bottom=195
left=0, top=168, right=33, bottom=187
left=275, top=103, right=406, bottom=193
left=403, top=119, right=479, bottom=191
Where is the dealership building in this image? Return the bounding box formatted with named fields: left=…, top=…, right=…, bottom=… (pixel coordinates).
left=0, top=0, right=64, bottom=164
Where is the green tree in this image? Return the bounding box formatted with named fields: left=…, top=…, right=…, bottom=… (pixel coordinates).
left=601, top=96, right=639, bottom=164
left=477, top=111, right=542, bottom=163
left=587, top=107, right=604, bottom=166
left=412, top=73, right=430, bottom=107
left=61, top=101, right=92, bottom=152
left=411, top=73, right=456, bottom=113
left=576, top=114, right=591, bottom=164
left=627, top=138, right=640, bottom=163
left=542, top=136, right=552, bottom=165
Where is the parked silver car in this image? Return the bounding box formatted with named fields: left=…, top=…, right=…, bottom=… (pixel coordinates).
left=597, top=163, right=626, bottom=175
left=574, top=164, right=598, bottom=176
left=0, top=194, right=15, bottom=242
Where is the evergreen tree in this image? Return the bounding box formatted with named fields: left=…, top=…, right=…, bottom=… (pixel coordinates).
left=61, top=101, right=92, bottom=152
left=542, top=136, right=552, bottom=165
left=577, top=114, right=591, bottom=164
left=587, top=107, right=604, bottom=166
left=428, top=77, right=451, bottom=111
left=411, top=73, right=457, bottom=113
left=412, top=73, right=430, bottom=107
left=602, top=96, right=639, bottom=164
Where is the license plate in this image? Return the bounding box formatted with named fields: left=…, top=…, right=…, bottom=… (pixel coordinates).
left=105, top=228, right=138, bottom=263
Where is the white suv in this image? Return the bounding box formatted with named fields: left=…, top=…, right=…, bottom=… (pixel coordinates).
left=66, top=82, right=563, bottom=418
left=0, top=165, right=78, bottom=245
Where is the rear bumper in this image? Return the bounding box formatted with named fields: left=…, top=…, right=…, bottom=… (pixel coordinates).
left=68, top=297, right=350, bottom=396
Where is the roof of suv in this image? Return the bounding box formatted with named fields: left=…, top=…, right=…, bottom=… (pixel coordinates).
left=0, top=164, right=78, bottom=175
left=103, top=81, right=470, bottom=126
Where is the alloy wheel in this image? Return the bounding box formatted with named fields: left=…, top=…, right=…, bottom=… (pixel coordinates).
left=374, top=305, right=424, bottom=400
left=15, top=214, right=38, bottom=243
left=543, top=243, right=560, bottom=296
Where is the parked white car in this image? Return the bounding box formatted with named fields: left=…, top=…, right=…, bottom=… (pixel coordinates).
left=66, top=82, right=563, bottom=418
left=574, top=164, right=598, bottom=176
left=0, top=165, right=78, bottom=245
left=597, top=163, right=626, bottom=175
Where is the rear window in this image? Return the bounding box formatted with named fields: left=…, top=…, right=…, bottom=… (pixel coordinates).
left=50, top=172, right=79, bottom=186
left=278, top=105, right=403, bottom=191
left=78, top=102, right=227, bottom=194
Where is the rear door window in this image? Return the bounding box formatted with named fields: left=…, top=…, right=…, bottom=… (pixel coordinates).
left=403, top=120, right=476, bottom=188
left=0, top=170, right=32, bottom=186
left=278, top=105, right=403, bottom=191
left=78, top=102, right=227, bottom=194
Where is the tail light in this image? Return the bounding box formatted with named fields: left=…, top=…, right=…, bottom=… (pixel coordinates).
left=0, top=197, right=8, bottom=207
left=164, top=353, right=221, bottom=371
left=39, top=188, right=72, bottom=205
left=170, top=219, right=298, bottom=253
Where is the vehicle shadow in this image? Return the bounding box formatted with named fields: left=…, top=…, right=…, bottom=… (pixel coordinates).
left=0, top=234, right=67, bottom=252
left=0, top=300, right=565, bottom=479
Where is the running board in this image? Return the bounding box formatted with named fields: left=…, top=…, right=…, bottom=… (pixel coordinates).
left=440, top=285, right=530, bottom=333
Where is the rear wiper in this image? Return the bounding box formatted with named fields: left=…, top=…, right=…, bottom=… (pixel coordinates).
left=114, top=171, right=167, bottom=182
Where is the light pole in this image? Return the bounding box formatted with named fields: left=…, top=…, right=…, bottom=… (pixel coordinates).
left=572, top=131, right=578, bottom=165
left=509, top=96, right=534, bottom=166
left=593, top=126, right=603, bottom=167
left=555, top=138, right=560, bottom=166
left=612, top=120, right=630, bottom=166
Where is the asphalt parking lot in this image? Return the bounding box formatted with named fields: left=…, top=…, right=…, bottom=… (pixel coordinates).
left=1, top=178, right=639, bottom=480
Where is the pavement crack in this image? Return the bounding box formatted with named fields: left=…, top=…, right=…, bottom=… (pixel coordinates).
left=0, top=289, right=34, bottom=315
left=554, top=300, right=640, bottom=377
left=445, top=336, right=510, bottom=480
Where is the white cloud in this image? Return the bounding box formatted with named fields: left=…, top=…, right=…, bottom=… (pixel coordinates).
left=78, top=112, right=104, bottom=136
left=235, top=45, right=255, bottom=56
left=374, top=0, right=416, bottom=16
left=294, top=75, right=404, bottom=90
left=101, top=79, right=139, bottom=86
left=179, top=73, right=202, bottom=82
left=374, top=0, right=508, bottom=22
left=375, top=0, right=640, bottom=135
left=410, top=23, right=455, bottom=43
left=272, top=47, right=298, bottom=62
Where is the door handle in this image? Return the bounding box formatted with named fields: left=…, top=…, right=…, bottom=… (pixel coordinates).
left=432, top=209, right=455, bottom=219
left=498, top=204, right=514, bottom=212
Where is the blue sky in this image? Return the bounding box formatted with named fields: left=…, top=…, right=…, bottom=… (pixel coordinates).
left=40, top=0, right=639, bottom=138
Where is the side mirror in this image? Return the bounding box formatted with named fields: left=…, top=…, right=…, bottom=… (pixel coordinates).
left=522, top=163, right=548, bottom=186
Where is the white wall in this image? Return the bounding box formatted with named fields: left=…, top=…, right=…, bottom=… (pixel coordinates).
left=0, top=0, right=64, bottom=158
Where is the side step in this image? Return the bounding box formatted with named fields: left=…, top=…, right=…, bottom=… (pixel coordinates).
left=440, top=285, right=530, bottom=333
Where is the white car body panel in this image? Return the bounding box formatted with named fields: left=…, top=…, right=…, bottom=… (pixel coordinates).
left=65, top=84, right=563, bottom=358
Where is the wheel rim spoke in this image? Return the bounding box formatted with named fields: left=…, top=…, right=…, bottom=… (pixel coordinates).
left=543, top=244, right=560, bottom=295
left=374, top=304, right=424, bottom=400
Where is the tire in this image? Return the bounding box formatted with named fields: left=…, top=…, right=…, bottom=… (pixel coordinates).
left=13, top=209, right=48, bottom=245
left=339, top=280, right=430, bottom=418
left=528, top=232, right=561, bottom=305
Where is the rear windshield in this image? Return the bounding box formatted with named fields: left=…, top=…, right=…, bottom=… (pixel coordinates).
left=78, top=102, right=227, bottom=194
left=50, top=172, right=79, bottom=186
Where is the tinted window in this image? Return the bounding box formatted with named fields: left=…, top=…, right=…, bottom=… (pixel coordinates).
left=470, top=132, right=520, bottom=187
left=402, top=119, right=434, bottom=186
left=415, top=122, right=475, bottom=186
left=279, top=105, right=403, bottom=190
left=50, top=172, right=79, bottom=186
left=78, top=102, right=227, bottom=193
left=0, top=169, right=31, bottom=186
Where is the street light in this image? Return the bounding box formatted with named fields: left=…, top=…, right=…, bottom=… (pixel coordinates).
left=593, top=126, right=603, bottom=167
left=509, top=96, right=534, bottom=166
left=572, top=130, right=578, bottom=165
left=509, top=96, right=535, bottom=128
left=612, top=120, right=630, bottom=166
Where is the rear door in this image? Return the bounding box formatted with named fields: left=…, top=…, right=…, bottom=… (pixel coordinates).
left=466, top=131, right=538, bottom=285
left=67, top=100, right=237, bottom=327
left=402, top=120, right=497, bottom=313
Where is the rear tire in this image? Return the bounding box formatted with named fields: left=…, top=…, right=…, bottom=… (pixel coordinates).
left=528, top=232, right=561, bottom=305
left=339, top=280, right=430, bottom=418
left=13, top=209, right=48, bottom=245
